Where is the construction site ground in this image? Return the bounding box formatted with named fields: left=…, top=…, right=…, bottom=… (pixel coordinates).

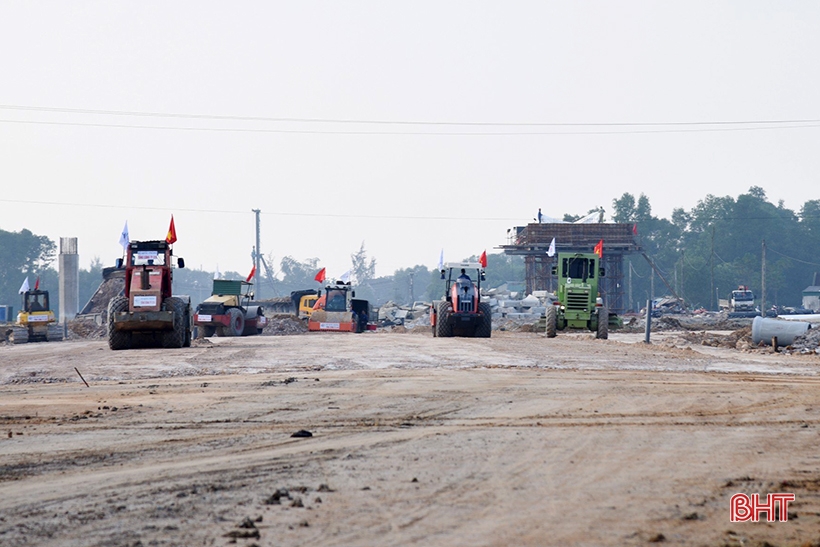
left=2, top=328, right=820, bottom=547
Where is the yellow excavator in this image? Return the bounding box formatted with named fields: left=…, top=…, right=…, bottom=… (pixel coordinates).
left=5, top=289, right=64, bottom=344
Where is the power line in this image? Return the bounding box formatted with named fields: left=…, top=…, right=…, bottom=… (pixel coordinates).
left=3, top=104, right=820, bottom=127
left=0, top=198, right=520, bottom=222
left=2, top=104, right=820, bottom=135
left=2, top=118, right=819, bottom=136
left=766, top=246, right=820, bottom=267
left=3, top=198, right=819, bottom=222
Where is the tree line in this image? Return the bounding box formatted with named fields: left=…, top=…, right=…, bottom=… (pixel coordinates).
left=612, top=187, right=820, bottom=311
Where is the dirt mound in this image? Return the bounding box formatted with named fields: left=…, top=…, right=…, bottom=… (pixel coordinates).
left=786, top=327, right=820, bottom=354
left=261, top=314, right=309, bottom=336
left=80, top=274, right=124, bottom=315
left=66, top=317, right=107, bottom=339
left=678, top=326, right=753, bottom=349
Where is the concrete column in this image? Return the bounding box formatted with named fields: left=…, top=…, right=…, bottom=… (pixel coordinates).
left=59, top=237, right=79, bottom=323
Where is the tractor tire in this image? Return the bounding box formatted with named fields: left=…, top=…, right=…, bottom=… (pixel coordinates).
left=107, top=296, right=131, bottom=350
left=435, top=301, right=453, bottom=338
left=545, top=306, right=557, bottom=338
left=596, top=307, right=609, bottom=340
left=202, top=325, right=216, bottom=337
left=225, top=308, right=245, bottom=337
left=183, top=305, right=192, bottom=347
left=475, top=302, right=492, bottom=338
left=161, top=297, right=186, bottom=348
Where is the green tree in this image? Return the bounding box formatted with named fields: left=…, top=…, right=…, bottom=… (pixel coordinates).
left=278, top=256, right=321, bottom=293
left=392, top=265, right=433, bottom=305
left=351, top=242, right=376, bottom=284
left=78, top=257, right=105, bottom=311
left=0, top=228, right=57, bottom=309
left=612, top=193, right=636, bottom=222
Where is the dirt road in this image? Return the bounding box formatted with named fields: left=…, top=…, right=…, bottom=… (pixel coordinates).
left=2, top=330, right=820, bottom=546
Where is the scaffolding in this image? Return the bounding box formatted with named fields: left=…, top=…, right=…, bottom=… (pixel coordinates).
left=500, top=223, right=642, bottom=314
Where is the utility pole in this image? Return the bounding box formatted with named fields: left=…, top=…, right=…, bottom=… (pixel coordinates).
left=252, top=209, right=261, bottom=300
left=761, top=239, right=766, bottom=316
left=628, top=261, right=633, bottom=312
left=710, top=226, right=715, bottom=311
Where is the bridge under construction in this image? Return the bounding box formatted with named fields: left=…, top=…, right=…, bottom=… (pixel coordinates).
left=499, top=222, right=643, bottom=315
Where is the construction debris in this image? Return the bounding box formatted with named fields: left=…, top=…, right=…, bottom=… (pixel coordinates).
left=259, top=314, right=309, bottom=336
left=67, top=317, right=107, bottom=339
left=783, top=328, right=820, bottom=355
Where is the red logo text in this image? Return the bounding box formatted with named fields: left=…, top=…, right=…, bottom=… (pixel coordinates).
left=730, top=493, right=795, bottom=522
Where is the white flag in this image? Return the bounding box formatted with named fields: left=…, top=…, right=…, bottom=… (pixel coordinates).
left=547, top=237, right=556, bottom=257
left=437, top=248, right=444, bottom=270
left=339, top=270, right=351, bottom=283
left=119, top=221, right=130, bottom=250
left=19, top=276, right=30, bottom=294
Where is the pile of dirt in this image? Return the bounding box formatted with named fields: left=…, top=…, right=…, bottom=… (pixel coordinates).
left=80, top=275, right=124, bottom=315
left=677, top=326, right=753, bottom=349
left=494, top=317, right=541, bottom=332
left=784, top=327, right=820, bottom=354
left=66, top=317, right=107, bottom=339
left=261, top=314, right=309, bottom=336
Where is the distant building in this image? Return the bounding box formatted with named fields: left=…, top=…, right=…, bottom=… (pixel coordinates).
left=802, top=286, right=820, bottom=312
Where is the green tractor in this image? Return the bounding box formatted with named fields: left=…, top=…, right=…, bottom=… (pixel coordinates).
left=544, top=252, right=608, bottom=340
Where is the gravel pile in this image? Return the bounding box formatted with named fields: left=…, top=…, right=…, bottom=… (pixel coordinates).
left=785, top=327, right=820, bottom=354
left=678, top=326, right=753, bottom=349
left=261, top=314, right=309, bottom=336
left=67, top=317, right=107, bottom=339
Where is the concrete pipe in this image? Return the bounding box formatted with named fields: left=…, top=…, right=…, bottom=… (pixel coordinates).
left=751, top=316, right=811, bottom=347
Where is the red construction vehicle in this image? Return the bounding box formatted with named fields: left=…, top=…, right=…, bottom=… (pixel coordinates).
left=430, top=262, right=491, bottom=338
left=107, top=240, right=192, bottom=350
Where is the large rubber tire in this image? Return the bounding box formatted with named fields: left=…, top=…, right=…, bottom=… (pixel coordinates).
left=255, top=310, right=266, bottom=335
left=475, top=302, right=492, bottom=338
left=107, top=296, right=131, bottom=350
left=545, top=306, right=557, bottom=338
left=225, top=308, right=245, bottom=337
left=596, top=307, right=609, bottom=340
left=183, top=305, right=192, bottom=347
left=162, top=297, right=186, bottom=348
left=435, top=301, right=453, bottom=338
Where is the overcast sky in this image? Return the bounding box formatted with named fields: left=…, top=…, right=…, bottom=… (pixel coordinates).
left=1, top=2, right=818, bottom=280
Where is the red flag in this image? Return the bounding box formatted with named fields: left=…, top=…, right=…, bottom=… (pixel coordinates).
left=594, top=239, right=603, bottom=258
left=34, top=276, right=40, bottom=290
left=479, top=250, right=487, bottom=268
left=165, top=215, right=177, bottom=244
left=314, top=267, right=326, bottom=283
left=632, top=223, right=638, bottom=236
left=246, top=265, right=256, bottom=282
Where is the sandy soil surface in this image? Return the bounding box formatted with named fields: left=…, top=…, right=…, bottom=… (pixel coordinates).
left=2, top=330, right=820, bottom=547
